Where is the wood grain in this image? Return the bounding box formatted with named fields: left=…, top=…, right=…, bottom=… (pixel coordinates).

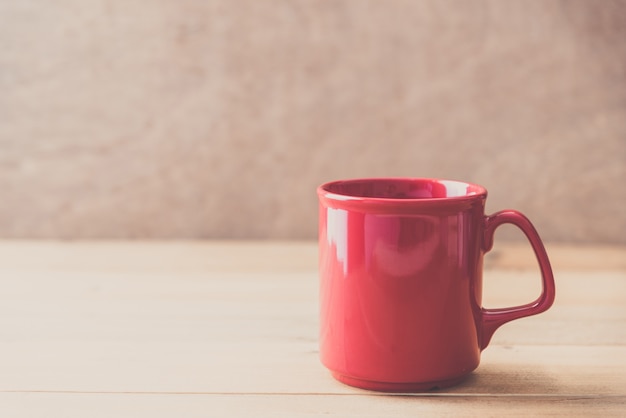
left=0, top=241, right=624, bottom=416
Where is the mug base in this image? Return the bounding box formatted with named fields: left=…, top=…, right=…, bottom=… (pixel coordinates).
left=331, top=371, right=468, bottom=392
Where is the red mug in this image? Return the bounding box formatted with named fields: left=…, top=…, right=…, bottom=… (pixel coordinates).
left=317, top=178, right=555, bottom=392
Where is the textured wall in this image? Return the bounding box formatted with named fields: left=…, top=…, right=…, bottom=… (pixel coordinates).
left=1, top=0, right=625, bottom=242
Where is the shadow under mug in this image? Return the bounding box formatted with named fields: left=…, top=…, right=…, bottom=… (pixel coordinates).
left=317, top=178, right=555, bottom=392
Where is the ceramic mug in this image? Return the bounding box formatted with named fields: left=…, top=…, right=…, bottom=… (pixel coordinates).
left=317, top=178, right=555, bottom=392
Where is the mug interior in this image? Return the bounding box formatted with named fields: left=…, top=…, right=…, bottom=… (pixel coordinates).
left=321, top=178, right=486, bottom=200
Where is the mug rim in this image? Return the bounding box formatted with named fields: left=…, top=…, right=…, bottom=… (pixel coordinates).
left=318, top=177, right=488, bottom=204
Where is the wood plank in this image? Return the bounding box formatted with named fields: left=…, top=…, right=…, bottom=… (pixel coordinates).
left=0, top=241, right=624, bottom=273
left=0, top=392, right=624, bottom=418
left=0, top=269, right=623, bottom=345
left=0, top=241, right=319, bottom=273
left=0, top=341, right=624, bottom=395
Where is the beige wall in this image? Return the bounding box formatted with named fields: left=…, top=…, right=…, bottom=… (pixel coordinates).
left=1, top=0, right=625, bottom=243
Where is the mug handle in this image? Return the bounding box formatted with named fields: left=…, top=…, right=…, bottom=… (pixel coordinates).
left=480, top=210, right=556, bottom=350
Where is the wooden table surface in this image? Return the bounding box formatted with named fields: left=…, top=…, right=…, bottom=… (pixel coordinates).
left=0, top=241, right=624, bottom=417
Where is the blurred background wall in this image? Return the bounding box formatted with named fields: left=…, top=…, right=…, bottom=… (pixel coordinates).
left=1, top=0, right=625, bottom=243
